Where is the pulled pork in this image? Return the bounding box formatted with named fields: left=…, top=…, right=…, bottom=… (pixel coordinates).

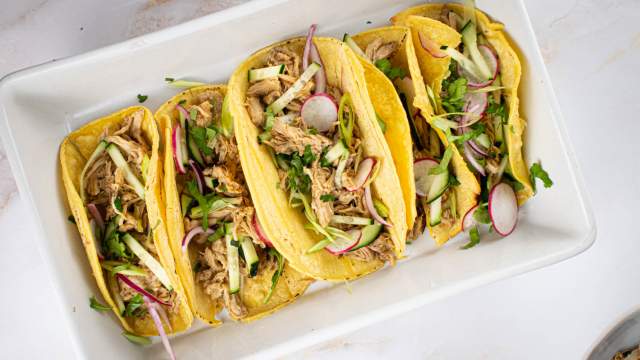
left=266, top=118, right=332, bottom=155
left=348, top=233, right=396, bottom=265
left=365, top=37, right=400, bottom=63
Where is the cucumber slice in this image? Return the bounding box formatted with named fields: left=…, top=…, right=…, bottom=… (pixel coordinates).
left=324, top=141, right=348, bottom=164
left=180, top=194, right=193, bottom=218
left=106, top=144, right=145, bottom=199
left=189, top=198, right=238, bottom=218
left=203, top=176, right=215, bottom=190
left=268, top=63, right=320, bottom=114
left=107, top=274, right=126, bottom=315
left=122, top=234, right=173, bottom=291
left=330, top=215, right=374, bottom=226
left=226, top=235, right=240, bottom=294
left=476, top=133, right=491, bottom=148
left=429, top=197, right=442, bottom=226
left=343, top=34, right=369, bottom=61
left=460, top=19, right=493, bottom=80
left=248, top=64, right=285, bottom=82
left=442, top=47, right=485, bottom=82
left=350, top=223, right=383, bottom=251
left=188, top=136, right=204, bottom=166
left=240, top=237, right=259, bottom=277
left=426, top=170, right=449, bottom=203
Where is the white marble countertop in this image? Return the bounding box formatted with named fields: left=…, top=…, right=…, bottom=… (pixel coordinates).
left=1, top=0, right=638, bottom=358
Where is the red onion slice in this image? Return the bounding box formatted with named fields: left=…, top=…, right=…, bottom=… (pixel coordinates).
left=310, top=43, right=326, bottom=93
left=346, top=157, right=377, bottom=192
left=152, top=301, right=173, bottom=333
left=116, top=273, right=171, bottom=307
left=461, top=204, right=479, bottom=233
left=144, top=296, right=176, bottom=360
left=252, top=215, right=273, bottom=247
left=467, top=139, right=489, bottom=157
left=175, top=104, right=190, bottom=120
left=181, top=226, right=214, bottom=252
left=364, top=185, right=391, bottom=227
left=302, top=24, right=317, bottom=70
left=188, top=160, right=204, bottom=194
left=172, top=126, right=186, bottom=174
left=87, top=203, right=104, bottom=230
left=463, top=142, right=486, bottom=176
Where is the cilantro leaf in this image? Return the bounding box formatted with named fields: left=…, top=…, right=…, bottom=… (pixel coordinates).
left=124, top=294, right=145, bottom=317
left=441, top=76, right=468, bottom=113
left=104, top=232, right=129, bottom=260
left=136, top=94, right=148, bottom=103
left=320, top=194, right=336, bottom=202
left=89, top=296, right=111, bottom=312
left=461, top=226, right=481, bottom=249
left=530, top=162, right=553, bottom=191
left=114, top=197, right=123, bottom=212
left=446, top=124, right=486, bottom=145
left=302, top=145, right=316, bottom=166
left=429, top=146, right=453, bottom=175
left=187, top=180, right=210, bottom=228
left=264, top=248, right=284, bottom=304
left=189, top=125, right=213, bottom=156
left=473, top=205, right=492, bottom=224
left=164, top=77, right=175, bottom=82
left=374, top=59, right=406, bottom=80
left=486, top=96, right=506, bottom=122
left=122, top=331, right=151, bottom=346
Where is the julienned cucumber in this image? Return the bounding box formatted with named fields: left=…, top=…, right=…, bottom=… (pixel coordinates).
left=342, top=34, right=369, bottom=61
left=460, top=20, right=492, bottom=80
left=443, top=47, right=485, bottom=83
left=80, top=141, right=108, bottom=202
left=268, top=63, right=320, bottom=114
left=324, top=141, right=348, bottom=164
left=429, top=197, right=442, bottom=226
left=226, top=235, right=240, bottom=294
left=240, top=237, right=259, bottom=277
left=330, top=215, right=374, bottom=226
left=122, top=234, right=173, bottom=291
left=248, top=65, right=285, bottom=82
left=426, top=170, right=449, bottom=203
left=188, top=136, right=205, bottom=166
left=349, top=223, right=383, bottom=251
left=106, top=144, right=145, bottom=199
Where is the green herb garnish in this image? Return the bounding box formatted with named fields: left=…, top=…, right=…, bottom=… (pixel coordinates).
left=89, top=296, right=110, bottom=312
left=187, top=180, right=210, bottom=229
left=461, top=226, right=481, bottom=249
left=189, top=125, right=213, bottom=156
left=320, top=194, right=336, bottom=202
left=124, top=294, right=144, bottom=317
left=375, top=59, right=406, bottom=80
left=264, top=248, right=284, bottom=304
left=530, top=162, right=553, bottom=191
left=429, top=146, right=453, bottom=175
left=114, top=197, right=123, bottom=212
left=68, top=215, right=76, bottom=224
left=441, top=76, right=468, bottom=113
left=122, top=331, right=151, bottom=346
left=136, top=94, right=148, bottom=103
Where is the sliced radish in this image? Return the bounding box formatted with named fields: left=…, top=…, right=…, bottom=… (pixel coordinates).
left=346, top=157, right=376, bottom=192
left=172, top=125, right=186, bottom=174
left=252, top=214, right=273, bottom=247
left=301, top=93, right=338, bottom=132
left=325, top=229, right=360, bottom=255
left=418, top=32, right=447, bottom=58
left=364, top=185, right=391, bottom=227
left=460, top=91, right=488, bottom=126
left=461, top=204, right=478, bottom=232
left=458, top=45, right=499, bottom=88
left=488, top=183, right=518, bottom=236
left=413, top=158, right=439, bottom=197
left=463, top=142, right=486, bottom=176
left=181, top=226, right=214, bottom=252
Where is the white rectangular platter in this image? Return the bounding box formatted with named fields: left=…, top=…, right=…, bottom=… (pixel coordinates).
left=0, top=0, right=595, bottom=358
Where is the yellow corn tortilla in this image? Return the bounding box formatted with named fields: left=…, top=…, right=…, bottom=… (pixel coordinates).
left=226, top=37, right=407, bottom=281
left=393, top=3, right=534, bottom=205
left=351, top=26, right=480, bottom=245
left=155, top=85, right=312, bottom=324
left=60, top=106, right=193, bottom=336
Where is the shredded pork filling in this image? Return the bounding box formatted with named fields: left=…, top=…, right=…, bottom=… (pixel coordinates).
left=245, top=46, right=395, bottom=263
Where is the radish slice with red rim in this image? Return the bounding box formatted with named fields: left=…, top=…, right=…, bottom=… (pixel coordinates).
left=182, top=225, right=214, bottom=252
left=460, top=91, right=488, bottom=126
left=413, top=157, right=439, bottom=197
left=418, top=32, right=447, bottom=58
left=458, top=45, right=499, bottom=88
left=488, top=183, right=518, bottom=236
left=346, top=157, right=376, bottom=192
left=364, top=185, right=391, bottom=227
left=461, top=204, right=478, bottom=232
left=143, top=296, right=176, bottom=360
left=172, top=126, right=186, bottom=174
left=252, top=215, right=273, bottom=247
left=301, top=93, right=337, bottom=132
left=325, top=229, right=360, bottom=255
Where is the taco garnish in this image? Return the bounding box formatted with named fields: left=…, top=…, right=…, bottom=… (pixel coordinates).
left=393, top=1, right=551, bottom=245
left=227, top=27, right=407, bottom=281
left=156, top=85, right=312, bottom=324
left=345, top=26, right=480, bottom=245
left=60, top=106, right=193, bottom=353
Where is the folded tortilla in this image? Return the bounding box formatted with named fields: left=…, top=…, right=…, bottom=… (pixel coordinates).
left=155, top=85, right=312, bottom=324
left=60, top=106, right=193, bottom=336
left=392, top=3, right=534, bottom=204
left=226, top=37, right=407, bottom=281
left=350, top=26, right=480, bottom=245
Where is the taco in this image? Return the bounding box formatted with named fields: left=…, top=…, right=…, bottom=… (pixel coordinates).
left=155, top=85, right=312, bottom=325
left=226, top=28, right=407, bottom=281
left=392, top=3, right=535, bottom=209
left=343, top=26, right=480, bottom=245
left=60, top=107, right=193, bottom=340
